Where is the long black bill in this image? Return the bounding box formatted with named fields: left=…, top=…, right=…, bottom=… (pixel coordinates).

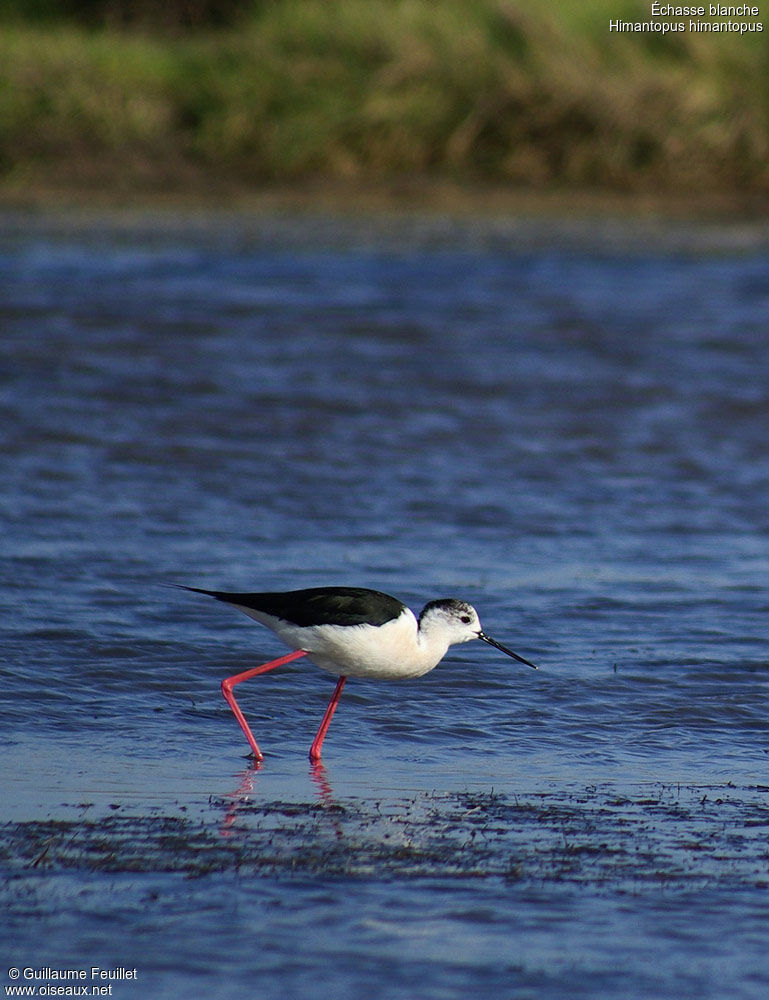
left=478, top=631, right=538, bottom=670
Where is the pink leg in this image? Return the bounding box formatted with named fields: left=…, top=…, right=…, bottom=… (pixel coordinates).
left=221, top=649, right=308, bottom=760
left=309, top=675, right=347, bottom=763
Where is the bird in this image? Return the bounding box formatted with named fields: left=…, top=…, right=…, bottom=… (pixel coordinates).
left=180, top=585, right=538, bottom=763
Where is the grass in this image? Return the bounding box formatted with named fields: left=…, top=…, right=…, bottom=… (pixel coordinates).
left=0, top=0, right=767, bottom=200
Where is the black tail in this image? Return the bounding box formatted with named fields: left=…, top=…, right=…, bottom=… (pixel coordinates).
left=174, top=584, right=237, bottom=603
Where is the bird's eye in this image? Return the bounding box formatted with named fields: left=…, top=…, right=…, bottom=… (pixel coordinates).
left=460, top=615, right=472, bottom=624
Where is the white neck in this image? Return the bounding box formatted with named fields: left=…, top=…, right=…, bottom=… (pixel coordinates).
left=415, top=619, right=452, bottom=671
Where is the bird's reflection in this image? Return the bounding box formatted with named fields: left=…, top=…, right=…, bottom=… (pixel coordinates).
left=310, top=760, right=344, bottom=839
left=217, top=758, right=341, bottom=838
left=310, top=760, right=334, bottom=801
left=219, top=762, right=260, bottom=836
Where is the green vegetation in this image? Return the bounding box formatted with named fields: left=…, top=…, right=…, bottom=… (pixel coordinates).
left=0, top=0, right=767, bottom=200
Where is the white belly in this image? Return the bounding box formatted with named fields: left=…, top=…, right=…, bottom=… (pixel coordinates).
left=240, top=606, right=446, bottom=680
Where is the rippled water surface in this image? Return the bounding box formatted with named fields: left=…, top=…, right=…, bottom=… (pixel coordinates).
left=2, top=210, right=768, bottom=999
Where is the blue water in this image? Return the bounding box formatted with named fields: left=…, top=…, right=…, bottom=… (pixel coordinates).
left=1, top=209, right=768, bottom=999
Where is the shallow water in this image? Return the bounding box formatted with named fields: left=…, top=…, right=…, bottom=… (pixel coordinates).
left=1, top=209, right=768, bottom=999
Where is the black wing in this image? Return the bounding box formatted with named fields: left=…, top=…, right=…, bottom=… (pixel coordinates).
left=181, top=586, right=405, bottom=627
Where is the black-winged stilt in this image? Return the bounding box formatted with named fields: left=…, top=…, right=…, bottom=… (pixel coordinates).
left=181, top=586, right=537, bottom=762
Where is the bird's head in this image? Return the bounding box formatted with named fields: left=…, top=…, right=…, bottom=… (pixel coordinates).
left=418, top=598, right=538, bottom=668
left=418, top=598, right=482, bottom=645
